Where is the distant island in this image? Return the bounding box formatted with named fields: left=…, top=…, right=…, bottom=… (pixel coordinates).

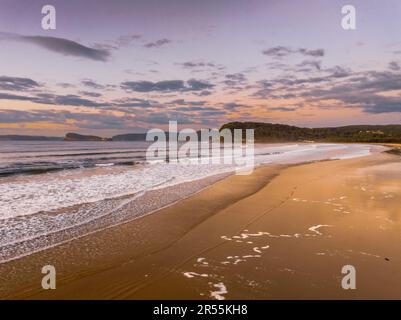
left=1, top=122, right=401, bottom=143
left=64, top=133, right=110, bottom=141
left=111, top=133, right=147, bottom=141
left=0, top=135, right=63, bottom=141
left=63, top=132, right=148, bottom=141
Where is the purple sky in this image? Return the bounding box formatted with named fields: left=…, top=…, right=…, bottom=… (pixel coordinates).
left=1, top=0, right=401, bottom=135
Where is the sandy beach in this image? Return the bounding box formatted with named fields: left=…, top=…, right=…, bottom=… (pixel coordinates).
left=3, top=0, right=401, bottom=306
left=1, top=148, right=401, bottom=300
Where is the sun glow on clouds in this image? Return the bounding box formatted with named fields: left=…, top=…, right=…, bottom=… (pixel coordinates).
left=0, top=0, right=401, bottom=135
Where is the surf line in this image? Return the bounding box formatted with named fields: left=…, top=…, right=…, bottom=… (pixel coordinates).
left=146, top=120, right=255, bottom=175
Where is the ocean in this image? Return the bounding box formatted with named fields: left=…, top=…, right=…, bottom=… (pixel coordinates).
left=0, top=141, right=376, bottom=262
left=0, top=140, right=151, bottom=177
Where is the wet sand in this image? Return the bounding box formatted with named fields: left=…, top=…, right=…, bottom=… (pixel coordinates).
left=1, top=150, right=401, bottom=299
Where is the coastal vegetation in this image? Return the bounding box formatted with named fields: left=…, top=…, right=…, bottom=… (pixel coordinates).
left=220, top=122, right=401, bottom=143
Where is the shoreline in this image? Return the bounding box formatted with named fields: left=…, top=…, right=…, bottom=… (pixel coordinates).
left=0, top=143, right=379, bottom=264
left=1, top=148, right=401, bottom=299
left=0, top=171, right=232, bottom=264
left=1, top=163, right=285, bottom=299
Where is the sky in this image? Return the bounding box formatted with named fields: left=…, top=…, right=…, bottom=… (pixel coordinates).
left=1, top=0, right=401, bottom=136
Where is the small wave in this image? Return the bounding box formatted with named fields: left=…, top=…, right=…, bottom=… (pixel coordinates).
left=95, top=163, right=115, bottom=167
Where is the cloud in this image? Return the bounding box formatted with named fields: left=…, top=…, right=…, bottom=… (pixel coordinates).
left=180, top=61, right=216, bottom=68
left=187, top=79, right=214, bottom=91
left=223, top=102, right=248, bottom=111
left=121, top=79, right=214, bottom=92
left=115, top=34, right=142, bottom=46
left=251, top=62, right=401, bottom=114
left=298, top=48, right=325, bottom=57
left=362, top=95, right=401, bottom=114
left=200, top=110, right=226, bottom=116
left=0, top=109, right=48, bottom=123
left=78, top=91, right=103, bottom=98
left=325, top=66, right=352, bottom=78
left=350, top=71, right=401, bottom=92
left=121, top=80, right=184, bottom=92
left=0, top=94, right=226, bottom=128
left=297, top=60, right=322, bottom=71
left=136, top=112, right=195, bottom=125
left=262, top=46, right=293, bottom=58
left=177, top=61, right=226, bottom=77
left=224, top=73, right=247, bottom=86
left=81, top=79, right=105, bottom=90
left=0, top=92, right=34, bottom=101
left=262, top=46, right=324, bottom=58
left=0, top=76, right=40, bottom=91
left=0, top=109, right=139, bottom=130
left=93, top=34, right=142, bottom=52
left=40, top=94, right=108, bottom=108
left=253, top=65, right=352, bottom=98
left=57, top=82, right=75, bottom=89
left=168, top=99, right=206, bottom=106
left=388, top=61, right=401, bottom=71
left=0, top=91, right=107, bottom=108
left=113, top=97, right=156, bottom=109
left=298, top=70, right=401, bottom=114
left=144, top=38, right=171, bottom=48
left=269, top=106, right=298, bottom=112
left=0, top=32, right=110, bottom=61
left=54, top=95, right=102, bottom=107
left=195, top=90, right=213, bottom=96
